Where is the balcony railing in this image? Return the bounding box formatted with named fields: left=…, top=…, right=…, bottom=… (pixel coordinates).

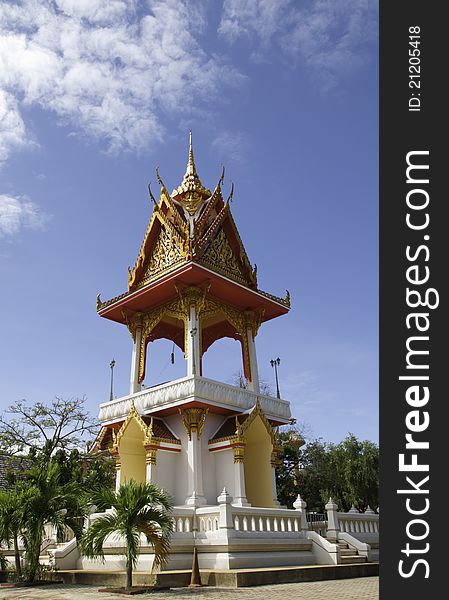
left=99, top=375, right=291, bottom=424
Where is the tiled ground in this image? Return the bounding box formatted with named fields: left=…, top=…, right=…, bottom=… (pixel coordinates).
left=0, top=577, right=378, bottom=599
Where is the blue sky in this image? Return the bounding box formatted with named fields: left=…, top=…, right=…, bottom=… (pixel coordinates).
left=0, top=0, right=378, bottom=444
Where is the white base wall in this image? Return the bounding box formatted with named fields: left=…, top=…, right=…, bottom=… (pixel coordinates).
left=76, top=538, right=315, bottom=571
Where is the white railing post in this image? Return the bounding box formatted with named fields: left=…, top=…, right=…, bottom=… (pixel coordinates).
left=325, top=498, right=340, bottom=541
left=217, top=488, right=234, bottom=529
left=293, top=494, right=309, bottom=533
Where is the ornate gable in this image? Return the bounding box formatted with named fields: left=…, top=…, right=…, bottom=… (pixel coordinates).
left=200, top=228, right=248, bottom=285
left=119, top=134, right=262, bottom=296
left=138, top=225, right=185, bottom=288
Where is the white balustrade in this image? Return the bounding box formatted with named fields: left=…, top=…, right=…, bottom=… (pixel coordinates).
left=338, top=512, right=379, bottom=534
left=229, top=506, right=302, bottom=536
left=98, top=375, right=291, bottom=424
left=171, top=507, right=195, bottom=535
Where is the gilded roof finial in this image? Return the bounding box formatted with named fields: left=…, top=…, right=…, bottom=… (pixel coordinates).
left=186, top=130, right=197, bottom=177
left=171, top=131, right=211, bottom=211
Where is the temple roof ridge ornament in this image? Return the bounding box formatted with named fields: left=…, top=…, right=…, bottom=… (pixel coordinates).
left=171, top=131, right=211, bottom=213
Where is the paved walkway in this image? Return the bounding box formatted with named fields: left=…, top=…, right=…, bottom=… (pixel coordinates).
left=0, top=577, right=378, bottom=599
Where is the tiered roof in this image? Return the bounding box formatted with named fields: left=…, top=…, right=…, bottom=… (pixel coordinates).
left=97, top=133, right=290, bottom=322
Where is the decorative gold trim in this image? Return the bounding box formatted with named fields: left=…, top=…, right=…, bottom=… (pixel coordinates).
left=208, top=402, right=276, bottom=448
left=150, top=437, right=181, bottom=446
left=240, top=399, right=276, bottom=445
left=145, top=448, right=157, bottom=465
left=233, top=445, right=245, bottom=463
left=109, top=403, right=179, bottom=455
left=200, top=229, right=247, bottom=285
left=257, top=289, right=291, bottom=308
left=110, top=402, right=150, bottom=453
left=179, top=407, right=209, bottom=440
left=171, top=131, right=212, bottom=207
left=91, top=426, right=108, bottom=452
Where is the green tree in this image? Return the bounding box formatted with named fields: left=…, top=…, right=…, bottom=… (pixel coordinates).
left=80, top=480, right=173, bottom=591
left=296, top=439, right=332, bottom=512
left=18, top=462, right=87, bottom=582
left=325, top=434, right=379, bottom=511
left=275, top=426, right=306, bottom=508
left=276, top=433, right=379, bottom=513
left=0, top=488, right=28, bottom=578
left=51, top=448, right=115, bottom=509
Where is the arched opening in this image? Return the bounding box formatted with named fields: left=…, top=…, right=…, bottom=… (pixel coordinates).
left=142, top=338, right=186, bottom=388
left=118, top=418, right=146, bottom=484
left=200, top=308, right=248, bottom=383
left=141, top=315, right=185, bottom=386
left=243, top=415, right=274, bottom=507
left=201, top=337, right=244, bottom=384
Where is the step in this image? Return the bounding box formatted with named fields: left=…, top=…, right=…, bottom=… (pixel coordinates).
left=339, top=555, right=367, bottom=564
left=339, top=548, right=357, bottom=556
left=52, top=563, right=379, bottom=588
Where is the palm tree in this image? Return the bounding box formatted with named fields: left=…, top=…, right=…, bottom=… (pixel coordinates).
left=80, top=480, right=173, bottom=590
left=0, top=488, right=26, bottom=579
left=19, top=462, right=88, bottom=582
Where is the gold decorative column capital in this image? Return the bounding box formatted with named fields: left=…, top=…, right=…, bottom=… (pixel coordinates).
left=233, top=443, right=246, bottom=463
left=179, top=407, right=209, bottom=439
left=244, top=309, right=264, bottom=338
left=145, top=447, right=158, bottom=466
left=122, top=310, right=143, bottom=342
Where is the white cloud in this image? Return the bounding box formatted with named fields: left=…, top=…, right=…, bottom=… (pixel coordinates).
left=219, top=0, right=377, bottom=88
left=211, top=131, right=251, bottom=167
left=0, top=90, right=29, bottom=164
left=0, top=194, right=50, bottom=237
left=0, top=0, right=243, bottom=164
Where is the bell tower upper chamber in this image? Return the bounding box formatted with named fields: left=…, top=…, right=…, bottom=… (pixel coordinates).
left=96, top=133, right=291, bottom=426
left=95, top=135, right=292, bottom=507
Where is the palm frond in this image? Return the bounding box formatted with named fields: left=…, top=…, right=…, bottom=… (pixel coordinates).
left=79, top=514, right=120, bottom=560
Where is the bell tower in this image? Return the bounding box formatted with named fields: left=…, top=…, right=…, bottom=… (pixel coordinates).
left=94, top=134, right=292, bottom=509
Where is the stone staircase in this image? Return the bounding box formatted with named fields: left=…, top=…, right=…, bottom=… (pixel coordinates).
left=337, top=541, right=367, bottom=564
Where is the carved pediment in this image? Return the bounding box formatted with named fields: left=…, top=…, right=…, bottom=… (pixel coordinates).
left=138, top=226, right=185, bottom=288
left=201, top=229, right=248, bottom=285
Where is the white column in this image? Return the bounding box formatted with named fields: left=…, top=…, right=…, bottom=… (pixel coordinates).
left=233, top=449, right=250, bottom=507
left=325, top=498, right=340, bottom=541
left=187, top=305, right=200, bottom=376
left=145, top=448, right=157, bottom=483
left=115, top=457, right=121, bottom=492
left=218, top=488, right=234, bottom=529
left=246, top=328, right=260, bottom=393
left=129, top=327, right=142, bottom=394
left=185, top=430, right=206, bottom=506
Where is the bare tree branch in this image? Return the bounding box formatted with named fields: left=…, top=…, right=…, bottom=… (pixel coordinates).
left=0, top=396, right=99, bottom=457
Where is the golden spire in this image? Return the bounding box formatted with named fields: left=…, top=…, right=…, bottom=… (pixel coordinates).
left=186, top=130, right=197, bottom=177
left=171, top=132, right=211, bottom=213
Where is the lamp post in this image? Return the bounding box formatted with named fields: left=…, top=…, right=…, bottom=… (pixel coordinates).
left=270, top=357, right=281, bottom=399
left=109, top=358, right=116, bottom=401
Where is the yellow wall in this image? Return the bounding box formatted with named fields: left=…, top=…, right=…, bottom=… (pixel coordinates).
left=243, top=416, right=274, bottom=507
left=118, top=418, right=146, bottom=484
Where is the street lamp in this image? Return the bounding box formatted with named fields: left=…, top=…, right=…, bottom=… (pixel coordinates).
left=270, top=357, right=281, bottom=399
left=109, top=358, right=116, bottom=401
